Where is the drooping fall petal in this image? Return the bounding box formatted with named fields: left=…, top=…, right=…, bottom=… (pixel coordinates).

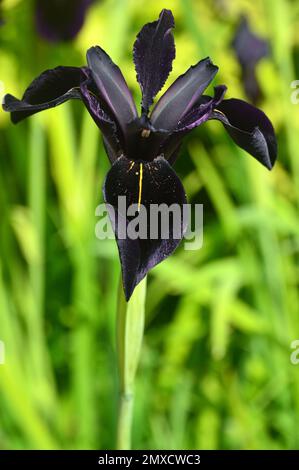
left=103, top=156, right=187, bottom=300
left=212, top=98, right=277, bottom=169
left=3, top=66, right=84, bottom=123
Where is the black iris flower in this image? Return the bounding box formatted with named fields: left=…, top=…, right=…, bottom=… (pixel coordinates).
left=35, top=0, right=94, bottom=42
left=3, top=9, right=277, bottom=300
left=0, top=0, right=4, bottom=27
left=232, top=16, right=269, bottom=104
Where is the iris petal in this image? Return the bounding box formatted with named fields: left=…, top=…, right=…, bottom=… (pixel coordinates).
left=232, top=16, right=269, bottom=103
left=103, top=156, right=187, bottom=300
left=150, top=57, right=218, bottom=131
left=157, top=86, right=226, bottom=163
left=176, top=85, right=227, bottom=131
left=35, top=0, right=93, bottom=42
left=2, top=66, right=83, bottom=123
left=212, top=98, right=277, bottom=169
left=2, top=65, right=123, bottom=163
left=232, top=17, right=269, bottom=68
left=86, top=46, right=137, bottom=134
left=80, top=73, right=121, bottom=162
left=133, top=9, right=175, bottom=115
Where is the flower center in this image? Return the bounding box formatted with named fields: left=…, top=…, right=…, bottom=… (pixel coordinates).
left=141, top=128, right=151, bottom=138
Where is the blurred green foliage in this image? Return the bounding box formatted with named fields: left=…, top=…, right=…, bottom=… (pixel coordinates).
left=1, top=0, right=299, bottom=450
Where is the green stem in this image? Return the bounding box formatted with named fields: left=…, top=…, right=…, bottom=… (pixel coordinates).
left=117, top=393, right=134, bottom=451
left=116, top=276, right=147, bottom=450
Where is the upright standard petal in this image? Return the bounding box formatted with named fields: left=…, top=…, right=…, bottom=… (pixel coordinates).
left=2, top=66, right=83, bottom=123
left=80, top=73, right=121, bottom=162
left=175, top=85, right=227, bottom=131
left=103, top=156, right=187, bottom=300
left=35, top=0, right=93, bottom=42
left=133, top=9, right=175, bottom=115
left=150, top=57, right=218, bottom=131
left=87, top=46, right=137, bottom=133
left=158, top=86, right=227, bottom=163
left=212, top=99, right=277, bottom=169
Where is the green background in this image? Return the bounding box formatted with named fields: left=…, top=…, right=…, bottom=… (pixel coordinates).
left=1, top=0, right=299, bottom=450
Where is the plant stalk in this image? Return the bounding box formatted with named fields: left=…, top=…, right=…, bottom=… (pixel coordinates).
left=116, top=276, right=147, bottom=450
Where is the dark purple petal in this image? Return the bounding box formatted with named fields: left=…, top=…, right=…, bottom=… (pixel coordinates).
left=86, top=46, right=137, bottom=134
left=103, top=155, right=187, bottom=300
left=150, top=57, right=218, bottom=131
left=2, top=64, right=124, bottom=163
left=133, top=9, right=175, bottom=115
left=80, top=74, right=121, bottom=163
left=35, top=0, right=93, bottom=42
left=232, top=16, right=269, bottom=103
left=176, top=85, right=226, bottom=131
left=154, top=86, right=226, bottom=164
left=2, top=66, right=84, bottom=123
left=232, top=17, right=269, bottom=68
left=0, top=0, right=4, bottom=26
left=242, top=69, right=262, bottom=105
left=212, top=98, right=277, bottom=169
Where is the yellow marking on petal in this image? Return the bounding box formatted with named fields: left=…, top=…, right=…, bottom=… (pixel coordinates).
left=214, top=109, right=226, bottom=118
left=137, top=163, right=143, bottom=212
